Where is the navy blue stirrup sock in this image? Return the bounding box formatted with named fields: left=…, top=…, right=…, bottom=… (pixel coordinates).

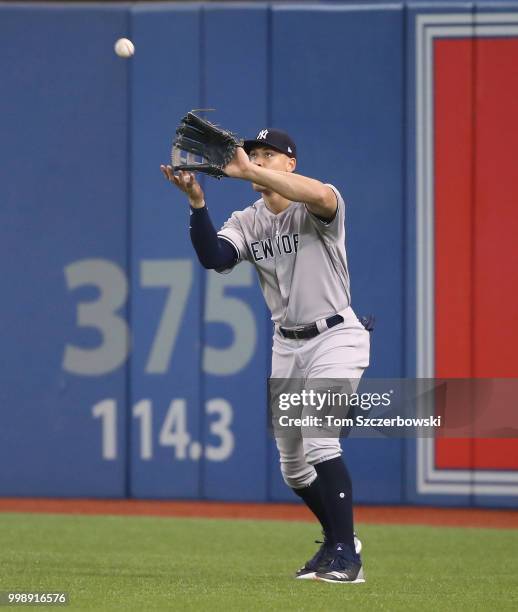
left=292, top=476, right=330, bottom=539
left=313, top=456, right=355, bottom=552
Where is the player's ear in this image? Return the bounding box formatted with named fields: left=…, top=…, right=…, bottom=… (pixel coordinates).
left=287, top=157, right=296, bottom=173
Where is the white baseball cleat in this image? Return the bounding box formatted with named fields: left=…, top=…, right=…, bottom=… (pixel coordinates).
left=315, top=542, right=365, bottom=584
left=295, top=534, right=362, bottom=580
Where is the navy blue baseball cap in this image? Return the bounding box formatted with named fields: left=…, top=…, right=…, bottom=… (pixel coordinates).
left=243, top=128, right=297, bottom=159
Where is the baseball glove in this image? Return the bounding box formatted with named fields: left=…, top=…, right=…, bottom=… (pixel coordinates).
left=171, top=111, right=243, bottom=179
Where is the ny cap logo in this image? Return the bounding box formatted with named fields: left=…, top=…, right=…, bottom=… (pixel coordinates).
left=257, top=129, right=268, bottom=140
left=288, top=146, right=292, bottom=153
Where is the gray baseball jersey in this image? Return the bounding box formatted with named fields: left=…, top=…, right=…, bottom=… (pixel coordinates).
left=217, top=184, right=350, bottom=327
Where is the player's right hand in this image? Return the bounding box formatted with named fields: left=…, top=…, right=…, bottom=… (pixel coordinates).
left=160, top=165, right=205, bottom=208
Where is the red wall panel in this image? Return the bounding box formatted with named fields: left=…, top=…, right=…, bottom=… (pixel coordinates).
left=434, top=38, right=518, bottom=471
left=434, top=39, right=474, bottom=469
left=473, top=39, right=518, bottom=469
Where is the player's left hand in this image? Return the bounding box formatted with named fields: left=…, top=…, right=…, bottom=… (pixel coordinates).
left=223, top=146, right=254, bottom=179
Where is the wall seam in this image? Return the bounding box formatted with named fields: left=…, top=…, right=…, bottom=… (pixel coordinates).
left=469, top=1, right=477, bottom=508
left=125, top=5, right=134, bottom=500
left=265, top=2, right=273, bottom=501
left=401, top=0, right=408, bottom=505
left=199, top=4, right=207, bottom=501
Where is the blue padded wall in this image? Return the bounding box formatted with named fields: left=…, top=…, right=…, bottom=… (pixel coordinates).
left=0, top=5, right=130, bottom=496
left=268, top=4, right=406, bottom=503
left=201, top=5, right=270, bottom=501
left=129, top=5, right=203, bottom=498
left=1, top=1, right=515, bottom=508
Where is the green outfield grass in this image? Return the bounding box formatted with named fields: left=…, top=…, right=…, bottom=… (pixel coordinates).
left=1, top=512, right=517, bottom=611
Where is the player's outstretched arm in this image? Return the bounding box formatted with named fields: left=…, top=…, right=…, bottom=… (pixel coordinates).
left=160, top=165, right=237, bottom=270
left=224, top=148, right=337, bottom=220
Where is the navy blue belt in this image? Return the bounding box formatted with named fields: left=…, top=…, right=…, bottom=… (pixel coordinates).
left=279, top=314, right=344, bottom=340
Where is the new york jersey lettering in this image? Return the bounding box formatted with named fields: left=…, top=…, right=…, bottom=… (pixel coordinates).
left=250, top=233, right=299, bottom=262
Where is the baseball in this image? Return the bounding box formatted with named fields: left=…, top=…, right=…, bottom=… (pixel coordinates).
left=114, top=38, right=135, bottom=58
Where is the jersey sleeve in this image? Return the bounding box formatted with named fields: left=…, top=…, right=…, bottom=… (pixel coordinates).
left=304, top=183, right=345, bottom=240
left=216, top=210, right=250, bottom=271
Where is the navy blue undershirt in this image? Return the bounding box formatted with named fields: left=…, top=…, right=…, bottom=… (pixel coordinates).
left=189, top=205, right=238, bottom=270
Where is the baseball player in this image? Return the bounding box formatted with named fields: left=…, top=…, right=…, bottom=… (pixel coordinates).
left=160, top=128, right=370, bottom=584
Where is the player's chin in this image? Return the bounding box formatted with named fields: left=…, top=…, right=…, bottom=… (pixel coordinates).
left=252, top=182, right=266, bottom=193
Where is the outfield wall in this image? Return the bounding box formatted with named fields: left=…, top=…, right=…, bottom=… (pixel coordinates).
left=1, top=2, right=517, bottom=508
